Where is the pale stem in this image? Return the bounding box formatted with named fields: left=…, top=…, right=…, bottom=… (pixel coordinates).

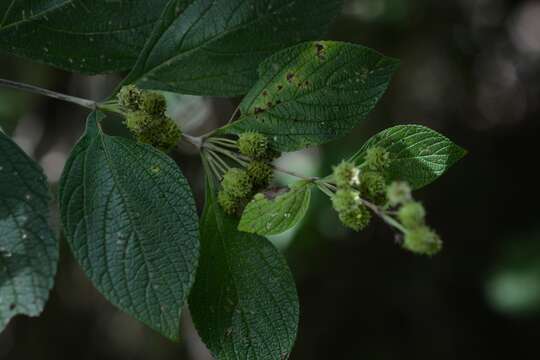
left=0, top=78, right=97, bottom=110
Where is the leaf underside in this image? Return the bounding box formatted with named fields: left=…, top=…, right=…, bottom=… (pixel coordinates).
left=189, top=176, right=299, bottom=359
left=0, top=0, right=169, bottom=74
left=58, top=112, right=199, bottom=340
left=0, top=132, right=58, bottom=332
left=220, top=41, right=400, bottom=152
left=351, top=125, right=467, bottom=189
left=122, top=0, right=344, bottom=96
left=239, top=181, right=312, bottom=236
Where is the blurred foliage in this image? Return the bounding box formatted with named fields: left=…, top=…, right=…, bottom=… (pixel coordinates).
left=486, top=229, right=540, bottom=316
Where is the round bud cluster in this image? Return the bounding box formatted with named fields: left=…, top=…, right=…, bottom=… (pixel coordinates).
left=247, top=161, right=273, bottom=189
left=332, top=189, right=372, bottom=231
left=118, top=86, right=182, bottom=153
left=386, top=181, right=412, bottom=206
left=365, top=146, right=390, bottom=171
left=216, top=133, right=278, bottom=216
left=384, top=181, right=442, bottom=256
left=398, top=202, right=426, bottom=229
left=218, top=168, right=258, bottom=216
left=221, top=168, right=253, bottom=198
left=237, top=132, right=281, bottom=161
left=334, top=161, right=360, bottom=188
left=118, top=85, right=142, bottom=112
left=140, top=92, right=167, bottom=116
left=331, top=161, right=373, bottom=231
left=403, top=226, right=442, bottom=256
left=359, top=171, right=387, bottom=205
left=238, top=132, right=268, bottom=159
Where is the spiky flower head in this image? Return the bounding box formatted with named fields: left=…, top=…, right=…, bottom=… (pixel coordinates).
left=261, top=147, right=282, bottom=162
left=221, top=168, right=253, bottom=199
left=403, top=226, right=442, bottom=256
left=331, top=189, right=372, bottom=231
left=140, top=92, right=167, bottom=116
left=218, top=190, right=241, bottom=216
left=237, top=132, right=269, bottom=160
left=125, top=111, right=153, bottom=136
left=333, top=161, right=360, bottom=188
left=125, top=112, right=182, bottom=152
left=138, top=117, right=182, bottom=153
left=118, top=85, right=143, bottom=111
left=338, top=205, right=372, bottom=231
left=398, top=201, right=426, bottom=229
left=365, top=146, right=390, bottom=171
left=246, top=161, right=273, bottom=189
left=332, top=189, right=361, bottom=213
left=360, top=171, right=387, bottom=204
left=386, top=181, right=412, bottom=206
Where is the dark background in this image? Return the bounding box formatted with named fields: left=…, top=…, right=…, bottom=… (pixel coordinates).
left=1, top=0, right=540, bottom=359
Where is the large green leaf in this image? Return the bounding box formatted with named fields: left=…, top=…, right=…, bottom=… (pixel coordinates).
left=220, top=41, right=399, bottom=151
left=0, top=132, right=58, bottom=332
left=351, top=125, right=466, bottom=189
left=189, top=175, right=299, bottom=359
left=121, top=0, right=344, bottom=96
left=239, top=181, right=312, bottom=236
left=0, top=0, right=169, bottom=74
left=58, top=112, right=199, bottom=340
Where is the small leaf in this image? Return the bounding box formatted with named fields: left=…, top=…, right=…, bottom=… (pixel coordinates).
left=121, top=0, right=344, bottom=96
left=351, top=125, right=466, bottom=189
left=189, top=176, right=299, bottom=359
left=0, top=132, right=58, bottom=332
left=0, top=0, right=169, bottom=74
left=220, top=41, right=399, bottom=151
left=58, top=112, right=199, bottom=340
left=239, top=181, right=312, bottom=236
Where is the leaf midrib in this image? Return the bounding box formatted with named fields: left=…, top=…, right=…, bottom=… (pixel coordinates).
left=0, top=0, right=74, bottom=32
left=97, top=131, right=180, bottom=334
left=133, top=0, right=298, bottom=84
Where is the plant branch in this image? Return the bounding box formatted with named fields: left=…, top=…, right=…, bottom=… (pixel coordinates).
left=0, top=78, right=97, bottom=110
left=181, top=134, right=203, bottom=149
left=273, top=164, right=317, bottom=181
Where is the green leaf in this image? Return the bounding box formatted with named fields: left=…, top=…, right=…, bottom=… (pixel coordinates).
left=239, top=181, right=312, bottom=236
left=189, top=175, right=299, bottom=359
left=351, top=125, right=466, bottom=189
left=58, top=112, right=199, bottom=340
left=0, top=0, right=169, bottom=74
left=219, top=41, right=399, bottom=151
left=121, top=0, right=344, bottom=96
left=0, top=132, right=58, bottom=332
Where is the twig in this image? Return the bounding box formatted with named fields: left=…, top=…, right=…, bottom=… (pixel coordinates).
left=182, top=134, right=203, bottom=149
left=226, top=105, right=241, bottom=125
left=0, top=78, right=96, bottom=110
left=273, top=164, right=317, bottom=181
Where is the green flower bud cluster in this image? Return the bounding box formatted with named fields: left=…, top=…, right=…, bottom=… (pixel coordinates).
left=359, top=146, right=391, bottom=204
left=386, top=181, right=412, bottom=206
left=118, top=85, right=181, bottom=153
left=117, top=85, right=143, bottom=112
left=332, top=189, right=372, bottom=231
left=386, top=181, right=442, bottom=256
left=334, top=161, right=360, bottom=188
left=216, top=133, right=279, bottom=216
left=331, top=161, right=373, bottom=231
left=217, top=163, right=274, bottom=216
left=330, top=148, right=391, bottom=231
left=364, top=146, right=390, bottom=171
left=218, top=168, right=253, bottom=216
left=237, top=132, right=281, bottom=161
left=246, top=161, right=273, bottom=189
